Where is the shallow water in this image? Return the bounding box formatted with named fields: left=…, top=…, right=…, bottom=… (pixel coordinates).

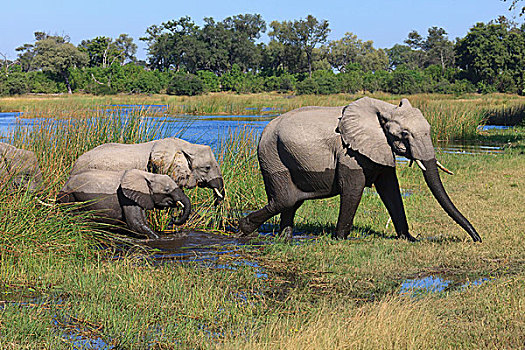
left=0, top=110, right=512, bottom=154
left=400, top=275, right=491, bottom=297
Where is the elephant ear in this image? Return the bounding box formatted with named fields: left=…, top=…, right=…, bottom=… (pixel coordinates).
left=149, top=140, right=179, bottom=174
left=168, top=152, right=192, bottom=187
left=338, top=97, right=396, bottom=167
left=120, top=170, right=155, bottom=210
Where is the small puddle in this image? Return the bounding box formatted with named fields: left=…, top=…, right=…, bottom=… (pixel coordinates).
left=400, top=275, right=491, bottom=297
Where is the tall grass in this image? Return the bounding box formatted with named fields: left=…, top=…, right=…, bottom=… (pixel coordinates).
left=3, top=92, right=525, bottom=142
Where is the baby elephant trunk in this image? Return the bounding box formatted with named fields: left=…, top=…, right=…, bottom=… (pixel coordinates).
left=170, top=188, right=192, bottom=225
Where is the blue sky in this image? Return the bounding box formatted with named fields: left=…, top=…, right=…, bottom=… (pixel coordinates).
left=0, top=0, right=517, bottom=61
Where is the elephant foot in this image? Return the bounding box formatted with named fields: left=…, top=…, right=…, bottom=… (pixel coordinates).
left=238, top=216, right=259, bottom=236
left=398, top=232, right=417, bottom=242
left=333, top=230, right=349, bottom=240
left=279, top=226, right=293, bottom=239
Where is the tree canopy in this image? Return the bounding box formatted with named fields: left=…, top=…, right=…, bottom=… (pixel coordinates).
left=2, top=14, right=525, bottom=96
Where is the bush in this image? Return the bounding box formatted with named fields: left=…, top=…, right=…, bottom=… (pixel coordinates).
left=9, top=74, right=29, bottom=95
left=128, top=69, right=163, bottom=94
left=363, top=70, right=390, bottom=93
left=167, top=73, right=204, bottom=96
left=220, top=64, right=245, bottom=92
left=340, top=70, right=364, bottom=93
left=197, top=71, right=220, bottom=92
left=296, top=77, right=319, bottom=95
left=312, top=70, right=339, bottom=95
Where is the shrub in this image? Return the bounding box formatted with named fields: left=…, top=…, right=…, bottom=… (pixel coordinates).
left=340, top=70, right=364, bottom=93
left=296, top=77, right=319, bottom=95
left=197, top=71, right=220, bottom=92
left=312, top=70, right=339, bottom=95
left=167, top=73, right=204, bottom=96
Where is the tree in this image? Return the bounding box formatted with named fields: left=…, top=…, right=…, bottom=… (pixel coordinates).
left=114, top=34, right=137, bottom=65
left=455, top=18, right=510, bottom=86
left=31, top=34, right=88, bottom=93
left=222, top=14, right=266, bottom=72
left=386, top=44, right=420, bottom=70
left=324, top=32, right=388, bottom=72
left=0, top=53, right=18, bottom=77
left=504, top=0, right=525, bottom=16
left=269, top=15, right=330, bottom=76
left=403, top=27, right=455, bottom=72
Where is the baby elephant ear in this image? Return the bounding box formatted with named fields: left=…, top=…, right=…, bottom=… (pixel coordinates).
left=338, top=97, right=396, bottom=167
left=120, top=170, right=155, bottom=210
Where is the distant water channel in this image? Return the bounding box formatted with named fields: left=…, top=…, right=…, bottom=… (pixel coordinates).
left=0, top=106, right=511, bottom=155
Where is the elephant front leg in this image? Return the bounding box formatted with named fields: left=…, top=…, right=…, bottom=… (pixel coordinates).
left=374, top=168, right=416, bottom=241
left=335, top=166, right=366, bottom=239
left=122, top=205, right=160, bottom=239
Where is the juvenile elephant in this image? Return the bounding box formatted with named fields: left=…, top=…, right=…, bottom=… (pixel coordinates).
left=58, top=169, right=191, bottom=239
left=0, top=142, right=43, bottom=191
left=70, top=138, right=225, bottom=202
left=239, top=97, right=481, bottom=242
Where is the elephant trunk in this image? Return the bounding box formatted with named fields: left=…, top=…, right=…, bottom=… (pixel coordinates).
left=207, top=177, right=225, bottom=204
left=170, top=188, right=192, bottom=225
left=420, top=159, right=481, bottom=242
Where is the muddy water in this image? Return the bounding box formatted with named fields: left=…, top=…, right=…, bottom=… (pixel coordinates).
left=138, top=230, right=265, bottom=261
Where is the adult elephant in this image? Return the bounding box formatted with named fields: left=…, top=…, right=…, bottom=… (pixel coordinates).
left=58, top=169, right=191, bottom=239
left=70, top=138, right=225, bottom=202
left=239, top=97, right=481, bottom=242
left=0, top=142, right=43, bottom=192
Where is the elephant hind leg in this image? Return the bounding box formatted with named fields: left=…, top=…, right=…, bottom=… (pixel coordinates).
left=239, top=170, right=303, bottom=236
left=279, top=200, right=304, bottom=238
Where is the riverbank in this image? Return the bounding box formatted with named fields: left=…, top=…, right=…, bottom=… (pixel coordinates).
left=0, top=96, right=524, bottom=348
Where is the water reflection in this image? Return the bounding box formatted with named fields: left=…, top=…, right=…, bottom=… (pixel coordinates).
left=0, top=110, right=511, bottom=157
left=400, top=275, right=491, bottom=297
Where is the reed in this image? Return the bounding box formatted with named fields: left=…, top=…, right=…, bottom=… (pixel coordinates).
left=3, top=92, right=525, bottom=142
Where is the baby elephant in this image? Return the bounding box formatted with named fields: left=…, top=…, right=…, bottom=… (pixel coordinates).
left=0, top=142, right=43, bottom=191
left=58, top=169, right=191, bottom=239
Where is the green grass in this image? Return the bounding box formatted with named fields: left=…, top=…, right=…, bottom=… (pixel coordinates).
left=0, top=96, right=524, bottom=348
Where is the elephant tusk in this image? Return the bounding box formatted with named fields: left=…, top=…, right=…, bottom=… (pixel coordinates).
left=415, top=160, right=427, bottom=171
left=176, top=201, right=185, bottom=209
left=35, top=197, right=53, bottom=207
left=436, top=160, right=454, bottom=175
left=214, top=188, right=224, bottom=199
left=408, top=159, right=414, bottom=167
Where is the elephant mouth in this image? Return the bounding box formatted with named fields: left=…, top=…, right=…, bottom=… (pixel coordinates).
left=203, top=177, right=225, bottom=203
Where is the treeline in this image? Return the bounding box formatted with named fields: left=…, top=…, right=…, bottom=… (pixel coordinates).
left=1, top=14, right=525, bottom=96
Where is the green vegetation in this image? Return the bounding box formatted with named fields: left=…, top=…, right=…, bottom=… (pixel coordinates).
left=2, top=93, right=525, bottom=141
left=2, top=15, right=525, bottom=96
left=0, top=95, right=524, bottom=348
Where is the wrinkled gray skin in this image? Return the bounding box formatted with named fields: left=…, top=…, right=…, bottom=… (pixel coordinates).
left=0, top=142, right=43, bottom=192
left=70, top=138, right=225, bottom=202
left=58, top=169, right=191, bottom=239
left=239, top=97, right=481, bottom=242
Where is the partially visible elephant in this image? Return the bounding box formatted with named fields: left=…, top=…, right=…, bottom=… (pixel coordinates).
left=57, top=169, right=191, bottom=239
left=239, top=97, right=481, bottom=242
left=0, top=142, right=43, bottom=192
left=70, top=138, right=225, bottom=202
